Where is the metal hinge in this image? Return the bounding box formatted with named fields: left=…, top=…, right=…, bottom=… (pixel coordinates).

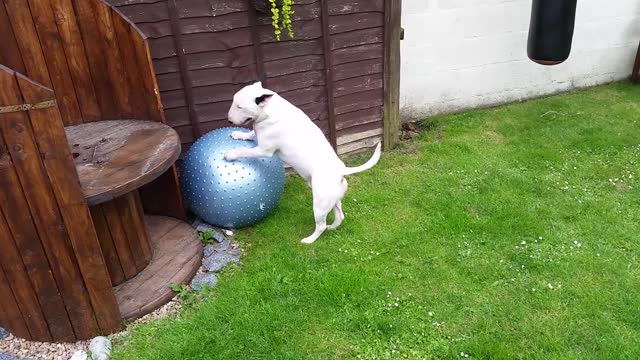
left=0, top=99, right=57, bottom=114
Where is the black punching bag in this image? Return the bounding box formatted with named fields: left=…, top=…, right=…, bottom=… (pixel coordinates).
left=527, top=0, right=578, bottom=65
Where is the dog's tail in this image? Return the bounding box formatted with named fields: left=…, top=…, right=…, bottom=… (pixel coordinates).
left=343, top=142, right=382, bottom=176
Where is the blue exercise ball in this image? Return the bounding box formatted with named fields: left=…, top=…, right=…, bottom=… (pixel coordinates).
left=180, top=127, right=285, bottom=229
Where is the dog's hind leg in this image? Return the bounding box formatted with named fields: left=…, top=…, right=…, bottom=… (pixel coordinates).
left=327, top=201, right=344, bottom=231
left=301, top=181, right=339, bottom=244
left=328, top=179, right=347, bottom=231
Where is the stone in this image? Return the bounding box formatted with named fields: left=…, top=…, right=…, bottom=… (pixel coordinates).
left=190, top=273, right=219, bottom=291
left=203, top=240, right=231, bottom=257
left=195, top=222, right=214, bottom=233
left=88, top=336, right=111, bottom=360
left=202, top=252, right=239, bottom=272
left=69, top=350, right=88, bottom=360
left=213, top=231, right=225, bottom=243
left=0, top=327, right=9, bottom=340
left=0, top=353, right=20, bottom=360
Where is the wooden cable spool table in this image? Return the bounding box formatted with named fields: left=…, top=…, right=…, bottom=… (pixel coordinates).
left=64, top=120, right=201, bottom=321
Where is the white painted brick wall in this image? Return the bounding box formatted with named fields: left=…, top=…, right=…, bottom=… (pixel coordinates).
left=400, top=0, right=640, bottom=120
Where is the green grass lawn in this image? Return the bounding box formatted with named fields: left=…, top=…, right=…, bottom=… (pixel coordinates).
left=112, top=82, right=640, bottom=359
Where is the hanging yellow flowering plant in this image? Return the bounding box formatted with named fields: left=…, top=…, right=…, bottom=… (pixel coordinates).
left=268, top=0, right=294, bottom=41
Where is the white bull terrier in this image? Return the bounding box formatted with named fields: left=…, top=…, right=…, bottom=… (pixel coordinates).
left=224, top=81, right=382, bottom=244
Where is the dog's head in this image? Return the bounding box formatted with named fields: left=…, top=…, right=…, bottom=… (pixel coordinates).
left=228, top=81, right=276, bottom=126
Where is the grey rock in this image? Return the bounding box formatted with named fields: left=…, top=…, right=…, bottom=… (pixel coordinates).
left=202, top=252, right=239, bottom=272
left=213, top=231, right=225, bottom=243
left=0, top=353, right=21, bottom=360
left=190, top=273, right=218, bottom=291
left=89, top=336, right=111, bottom=360
left=203, top=240, right=230, bottom=257
left=227, top=247, right=242, bottom=256
left=195, top=223, right=214, bottom=233
left=0, top=327, right=9, bottom=340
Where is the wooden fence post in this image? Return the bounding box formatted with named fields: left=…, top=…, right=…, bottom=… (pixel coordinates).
left=632, top=41, right=640, bottom=83
left=383, top=0, right=402, bottom=150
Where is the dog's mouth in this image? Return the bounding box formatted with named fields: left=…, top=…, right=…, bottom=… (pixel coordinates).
left=241, top=117, right=253, bottom=125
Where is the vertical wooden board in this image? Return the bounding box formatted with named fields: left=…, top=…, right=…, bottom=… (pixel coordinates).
left=166, top=0, right=200, bottom=139
left=132, top=190, right=153, bottom=262
left=0, top=72, right=99, bottom=340
left=26, top=0, right=83, bottom=125
left=0, top=182, right=75, bottom=342
left=383, top=0, right=401, bottom=150
left=111, top=8, right=150, bottom=120
left=102, top=201, right=138, bottom=279
left=90, top=206, right=126, bottom=286
left=70, top=0, right=119, bottom=119
left=0, top=210, right=51, bottom=341
left=320, top=0, right=338, bottom=149
left=116, top=193, right=149, bottom=272
left=93, top=2, right=133, bottom=118
left=0, top=1, right=26, bottom=73
left=130, top=27, right=166, bottom=122
left=50, top=0, right=102, bottom=122
left=632, top=41, right=640, bottom=83
left=139, top=168, right=186, bottom=220
left=16, top=72, right=122, bottom=335
left=0, top=263, right=31, bottom=340
left=2, top=0, right=52, bottom=87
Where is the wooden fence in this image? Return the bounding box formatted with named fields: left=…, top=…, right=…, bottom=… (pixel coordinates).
left=107, top=0, right=402, bottom=155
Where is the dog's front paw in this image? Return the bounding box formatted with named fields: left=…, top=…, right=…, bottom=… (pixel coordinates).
left=223, top=150, right=239, bottom=161
left=230, top=131, right=245, bottom=140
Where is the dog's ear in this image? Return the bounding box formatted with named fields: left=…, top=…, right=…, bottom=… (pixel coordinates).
left=255, top=94, right=273, bottom=107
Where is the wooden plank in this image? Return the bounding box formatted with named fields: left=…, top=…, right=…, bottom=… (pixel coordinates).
left=111, top=7, right=152, bottom=120
left=333, top=58, right=382, bottom=81
left=248, top=3, right=267, bottom=85
left=0, top=209, right=51, bottom=341
left=331, top=27, right=383, bottom=50
left=102, top=201, right=138, bottom=280
left=94, top=1, right=133, bottom=118
left=0, top=263, right=31, bottom=340
left=329, top=12, right=384, bottom=34
left=115, top=193, right=151, bottom=272
left=130, top=26, right=166, bottom=122
left=336, top=106, right=383, bottom=131
left=13, top=72, right=118, bottom=339
left=334, top=88, right=383, bottom=115
left=267, top=70, right=326, bottom=93
left=0, top=185, right=74, bottom=342
left=318, top=0, right=336, bottom=149
left=2, top=0, right=52, bottom=87
left=132, top=190, right=153, bottom=262
left=27, top=0, right=83, bottom=125
left=0, top=1, right=26, bottom=73
left=333, top=73, right=383, bottom=97
left=71, top=0, right=120, bottom=118
left=167, top=0, right=201, bottom=139
left=90, top=206, right=126, bottom=286
left=383, top=0, right=402, bottom=150
left=632, top=41, right=640, bottom=83
left=50, top=0, right=102, bottom=123
left=333, top=43, right=383, bottom=65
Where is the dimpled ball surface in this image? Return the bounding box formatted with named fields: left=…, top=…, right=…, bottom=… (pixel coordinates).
left=180, top=127, right=285, bottom=228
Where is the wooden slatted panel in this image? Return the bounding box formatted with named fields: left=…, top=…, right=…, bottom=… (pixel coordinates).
left=51, top=0, right=103, bottom=122
left=0, top=1, right=26, bottom=73
left=1, top=0, right=52, bottom=87
left=0, top=262, right=31, bottom=340
left=27, top=0, right=84, bottom=125
left=90, top=206, right=126, bottom=286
